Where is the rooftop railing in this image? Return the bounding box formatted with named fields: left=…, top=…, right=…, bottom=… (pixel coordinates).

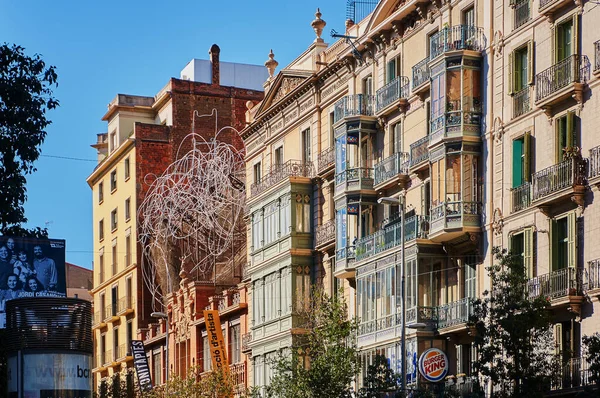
left=374, top=152, right=410, bottom=186
left=250, top=160, right=313, bottom=197
left=375, top=76, right=410, bottom=113
left=535, top=55, right=590, bottom=102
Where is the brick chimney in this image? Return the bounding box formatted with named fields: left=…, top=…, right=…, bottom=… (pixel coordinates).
left=209, top=44, right=220, bottom=86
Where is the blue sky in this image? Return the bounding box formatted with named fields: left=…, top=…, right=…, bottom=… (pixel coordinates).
left=0, top=0, right=348, bottom=268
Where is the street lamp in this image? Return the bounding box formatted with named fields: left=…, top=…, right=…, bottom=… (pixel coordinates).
left=151, top=311, right=169, bottom=385
left=377, top=194, right=406, bottom=392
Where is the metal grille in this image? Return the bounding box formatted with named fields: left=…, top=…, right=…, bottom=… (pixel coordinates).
left=5, top=297, right=93, bottom=353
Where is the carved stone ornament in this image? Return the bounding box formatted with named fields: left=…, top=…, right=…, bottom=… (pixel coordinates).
left=311, top=8, right=327, bottom=43
left=265, top=49, right=279, bottom=79
left=494, top=30, right=504, bottom=58
left=492, top=116, right=504, bottom=142
left=272, top=77, right=304, bottom=103
left=492, top=208, right=504, bottom=235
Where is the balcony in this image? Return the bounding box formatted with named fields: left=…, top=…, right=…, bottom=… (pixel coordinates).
left=429, top=25, right=486, bottom=62
left=103, top=305, right=112, bottom=323
left=412, top=57, right=430, bottom=95
left=374, top=152, right=410, bottom=190
left=315, top=219, right=335, bottom=250
left=535, top=55, right=589, bottom=111
left=116, top=344, right=132, bottom=361
left=590, top=145, right=600, bottom=181
left=241, top=332, right=252, bottom=353
left=513, top=88, right=531, bottom=119
left=103, top=350, right=113, bottom=367
left=93, top=311, right=106, bottom=329
left=428, top=201, right=482, bottom=242
left=531, top=156, right=588, bottom=210
left=317, top=146, right=335, bottom=177
left=375, top=76, right=410, bottom=115
left=117, top=297, right=134, bottom=316
left=250, top=160, right=313, bottom=197
left=357, top=313, right=400, bottom=346
left=513, top=0, right=531, bottom=29
left=355, top=215, right=429, bottom=263
left=333, top=94, right=375, bottom=125
left=539, top=0, right=577, bottom=18
left=335, top=167, right=374, bottom=195
left=510, top=182, right=531, bottom=213
left=588, top=259, right=600, bottom=295
left=595, top=40, right=600, bottom=74
left=527, top=268, right=586, bottom=308
left=406, top=306, right=438, bottom=328
left=551, top=357, right=595, bottom=393
left=429, top=99, right=482, bottom=147
left=409, top=136, right=429, bottom=171
left=437, top=297, right=474, bottom=331
left=230, top=362, right=246, bottom=388
left=334, top=245, right=356, bottom=279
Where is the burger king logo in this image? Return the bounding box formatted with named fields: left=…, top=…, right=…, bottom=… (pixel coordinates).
left=418, top=348, right=448, bottom=382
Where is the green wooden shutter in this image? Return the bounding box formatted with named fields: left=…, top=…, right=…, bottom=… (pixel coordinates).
left=567, top=211, right=576, bottom=268
left=524, top=132, right=532, bottom=182
left=513, top=138, right=523, bottom=187
left=573, top=14, right=579, bottom=56
left=527, top=40, right=534, bottom=85
left=566, top=111, right=575, bottom=149
left=508, top=51, right=515, bottom=95
left=554, top=323, right=563, bottom=355
left=550, top=218, right=556, bottom=271
left=524, top=227, right=533, bottom=279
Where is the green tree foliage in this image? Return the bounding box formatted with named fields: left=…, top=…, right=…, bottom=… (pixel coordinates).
left=266, top=289, right=360, bottom=398
left=583, top=333, right=600, bottom=386
left=0, top=43, right=58, bottom=235
left=357, top=354, right=402, bottom=398
left=470, top=247, right=561, bottom=397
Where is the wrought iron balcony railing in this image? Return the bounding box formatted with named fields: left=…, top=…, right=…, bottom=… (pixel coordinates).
left=250, top=160, right=314, bottom=197
left=355, top=215, right=429, bottom=262
left=230, top=362, right=246, bottom=387
left=535, top=55, right=590, bottom=102
left=595, top=40, right=600, bottom=72
left=117, top=296, right=134, bottom=314
left=437, top=297, right=474, bottom=329
left=527, top=267, right=586, bottom=299
left=514, top=0, right=531, bottom=29
left=374, top=152, right=410, bottom=186
left=333, top=94, right=375, bottom=124
left=375, top=76, right=410, bottom=113
left=513, top=88, right=530, bottom=118
left=531, top=156, right=588, bottom=202
left=412, top=58, right=430, bottom=90
left=335, top=167, right=374, bottom=193
left=409, top=136, right=429, bottom=168
left=429, top=25, right=486, bottom=61
left=511, top=182, right=531, bottom=213
left=551, top=356, right=593, bottom=391
left=429, top=201, right=481, bottom=234
left=590, top=145, right=600, bottom=179
left=406, top=306, right=438, bottom=326
left=589, top=259, right=600, bottom=290
left=316, top=219, right=335, bottom=248
left=335, top=245, right=356, bottom=264
left=317, top=146, right=335, bottom=174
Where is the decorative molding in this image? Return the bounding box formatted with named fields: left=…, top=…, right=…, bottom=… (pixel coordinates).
left=492, top=208, right=504, bottom=235
left=494, top=30, right=504, bottom=58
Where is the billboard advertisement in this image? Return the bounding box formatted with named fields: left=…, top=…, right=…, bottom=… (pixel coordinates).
left=7, top=352, right=92, bottom=398
left=130, top=340, right=153, bottom=392
left=0, top=236, right=66, bottom=328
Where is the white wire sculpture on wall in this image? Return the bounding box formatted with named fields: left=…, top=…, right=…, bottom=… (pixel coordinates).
left=138, top=110, right=247, bottom=309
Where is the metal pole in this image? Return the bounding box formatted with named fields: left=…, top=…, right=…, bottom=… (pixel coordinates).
left=400, top=192, right=406, bottom=393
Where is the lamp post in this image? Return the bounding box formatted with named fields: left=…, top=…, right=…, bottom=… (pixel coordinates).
left=151, top=311, right=169, bottom=386
left=377, top=193, right=406, bottom=392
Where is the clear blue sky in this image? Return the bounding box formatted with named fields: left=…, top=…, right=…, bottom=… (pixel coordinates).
left=0, top=0, right=348, bottom=268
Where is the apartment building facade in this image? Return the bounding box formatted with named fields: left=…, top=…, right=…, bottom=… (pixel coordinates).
left=87, top=45, right=267, bottom=390
left=242, top=0, right=600, bottom=394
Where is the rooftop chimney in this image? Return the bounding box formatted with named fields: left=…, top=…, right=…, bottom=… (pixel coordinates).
left=209, top=44, right=220, bottom=86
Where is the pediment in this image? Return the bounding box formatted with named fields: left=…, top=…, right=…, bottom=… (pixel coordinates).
left=364, top=0, right=412, bottom=32
left=255, top=70, right=313, bottom=116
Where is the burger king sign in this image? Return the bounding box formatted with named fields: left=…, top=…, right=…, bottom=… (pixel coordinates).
left=418, top=348, right=449, bottom=383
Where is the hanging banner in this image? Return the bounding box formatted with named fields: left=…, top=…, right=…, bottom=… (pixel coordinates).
left=130, top=340, right=153, bottom=392
left=418, top=348, right=448, bottom=383
left=203, top=310, right=229, bottom=375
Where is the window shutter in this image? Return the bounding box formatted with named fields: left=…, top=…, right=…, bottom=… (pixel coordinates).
left=524, top=131, right=532, bottom=182
left=572, top=14, right=579, bottom=56
left=512, top=138, right=523, bottom=187
left=524, top=227, right=534, bottom=279
left=549, top=219, right=555, bottom=271
left=527, top=40, right=535, bottom=85
left=554, top=323, right=563, bottom=356
left=508, top=51, right=515, bottom=95
left=567, top=211, right=577, bottom=268
left=566, top=111, right=575, bottom=149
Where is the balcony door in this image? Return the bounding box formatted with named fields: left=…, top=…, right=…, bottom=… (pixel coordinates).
left=555, top=19, right=573, bottom=62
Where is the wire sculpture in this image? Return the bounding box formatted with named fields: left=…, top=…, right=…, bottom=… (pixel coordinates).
left=138, top=110, right=247, bottom=310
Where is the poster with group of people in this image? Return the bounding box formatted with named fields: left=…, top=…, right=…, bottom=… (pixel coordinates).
left=0, top=236, right=67, bottom=328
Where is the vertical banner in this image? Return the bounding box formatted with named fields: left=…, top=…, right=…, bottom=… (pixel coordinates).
left=130, top=340, right=153, bottom=392
left=203, top=310, right=229, bottom=375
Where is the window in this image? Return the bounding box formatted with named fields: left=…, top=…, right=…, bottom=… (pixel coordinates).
left=111, top=209, right=118, bottom=231
left=152, top=349, right=162, bottom=385
left=111, top=285, right=118, bottom=316
left=555, top=16, right=577, bottom=62
left=203, top=335, right=212, bottom=371
left=386, top=57, right=400, bottom=83
left=124, top=157, right=130, bottom=180
left=264, top=201, right=279, bottom=245
left=514, top=0, right=530, bottom=29
left=274, top=146, right=283, bottom=168
left=512, top=132, right=531, bottom=187
left=99, top=249, right=105, bottom=284
left=112, top=241, right=118, bottom=275
left=430, top=73, right=446, bottom=130
left=253, top=280, right=264, bottom=324
left=391, top=122, right=402, bottom=154
left=280, top=195, right=291, bottom=236
left=554, top=321, right=580, bottom=362
left=110, top=170, right=117, bottom=192
left=510, top=228, right=534, bottom=278
left=126, top=277, right=133, bottom=308
left=302, top=128, right=311, bottom=163
left=264, top=273, right=278, bottom=321
left=98, top=182, right=104, bottom=203
left=100, top=292, right=106, bottom=320
left=329, top=112, right=335, bottom=145
left=110, top=132, right=117, bottom=153
left=295, top=266, right=311, bottom=312
left=464, top=257, right=477, bottom=297
left=253, top=162, right=262, bottom=185
left=295, top=194, right=311, bottom=233
left=555, top=111, right=578, bottom=162
left=509, top=44, right=533, bottom=95
left=550, top=212, right=576, bottom=271
left=100, top=333, right=106, bottom=364
left=462, top=6, right=475, bottom=26
left=125, top=234, right=131, bottom=266
left=99, top=219, right=105, bottom=241
left=363, top=75, right=373, bottom=97
left=229, top=324, right=241, bottom=364
left=252, top=211, right=263, bottom=250
left=125, top=198, right=131, bottom=221
left=113, top=327, right=119, bottom=359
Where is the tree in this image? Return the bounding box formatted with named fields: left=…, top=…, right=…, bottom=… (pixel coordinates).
left=0, top=43, right=58, bottom=235
left=266, top=289, right=360, bottom=398
left=357, top=354, right=402, bottom=398
left=583, top=333, right=600, bottom=387
left=470, top=247, right=561, bottom=397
